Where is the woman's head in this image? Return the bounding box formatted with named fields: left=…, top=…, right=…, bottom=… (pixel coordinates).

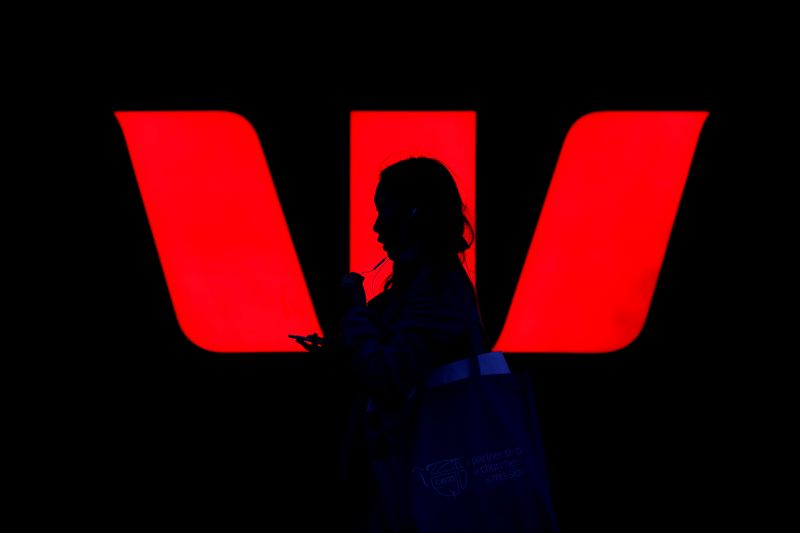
left=373, top=157, right=474, bottom=266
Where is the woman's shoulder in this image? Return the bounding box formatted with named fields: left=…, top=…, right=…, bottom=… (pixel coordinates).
left=407, top=259, right=476, bottom=304
left=367, top=256, right=477, bottom=314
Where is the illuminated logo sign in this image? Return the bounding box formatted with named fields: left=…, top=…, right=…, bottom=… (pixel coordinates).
left=115, top=110, right=707, bottom=354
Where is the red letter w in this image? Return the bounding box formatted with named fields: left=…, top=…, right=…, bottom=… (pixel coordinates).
left=114, top=110, right=707, bottom=353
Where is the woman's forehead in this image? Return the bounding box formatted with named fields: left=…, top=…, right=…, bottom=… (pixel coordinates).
left=374, top=185, right=390, bottom=206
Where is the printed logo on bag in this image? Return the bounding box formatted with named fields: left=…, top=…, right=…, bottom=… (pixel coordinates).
left=414, top=448, right=528, bottom=497
left=413, top=458, right=469, bottom=498
left=115, top=110, right=708, bottom=354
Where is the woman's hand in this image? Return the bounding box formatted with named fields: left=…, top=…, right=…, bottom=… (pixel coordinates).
left=339, top=272, right=367, bottom=310
left=291, top=332, right=327, bottom=353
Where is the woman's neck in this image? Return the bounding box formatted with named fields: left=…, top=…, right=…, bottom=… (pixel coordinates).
left=394, top=245, right=458, bottom=267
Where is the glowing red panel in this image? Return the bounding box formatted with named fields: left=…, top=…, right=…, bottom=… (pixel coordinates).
left=495, top=112, right=708, bottom=353
left=115, top=111, right=320, bottom=353
left=350, top=111, right=477, bottom=302
left=116, top=110, right=707, bottom=354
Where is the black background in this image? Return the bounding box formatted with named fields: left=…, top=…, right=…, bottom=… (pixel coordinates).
left=101, top=33, right=766, bottom=531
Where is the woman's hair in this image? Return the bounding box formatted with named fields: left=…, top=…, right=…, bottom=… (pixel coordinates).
left=379, top=156, right=475, bottom=291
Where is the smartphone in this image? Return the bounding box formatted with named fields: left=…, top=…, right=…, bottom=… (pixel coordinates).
left=288, top=334, right=327, bottom=344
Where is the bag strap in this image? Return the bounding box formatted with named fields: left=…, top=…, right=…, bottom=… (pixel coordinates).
left=427, top=352, right=509, bottom=389
left=366, top=352, right=509, bottom=412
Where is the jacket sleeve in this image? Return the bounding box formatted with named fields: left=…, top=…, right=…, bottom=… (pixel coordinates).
left=338, top=268, right=471, bottom=408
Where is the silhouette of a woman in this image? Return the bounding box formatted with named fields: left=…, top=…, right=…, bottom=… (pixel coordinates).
left=334, top=157, right=491, bottom=532
left=295, top=157, right=557, bottom=531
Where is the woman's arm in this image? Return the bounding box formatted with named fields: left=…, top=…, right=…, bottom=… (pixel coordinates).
left=338, top=268, right=473, bottom=408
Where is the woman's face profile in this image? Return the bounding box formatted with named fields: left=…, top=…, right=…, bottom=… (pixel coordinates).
left=373, top=184, right=413, bottom=261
